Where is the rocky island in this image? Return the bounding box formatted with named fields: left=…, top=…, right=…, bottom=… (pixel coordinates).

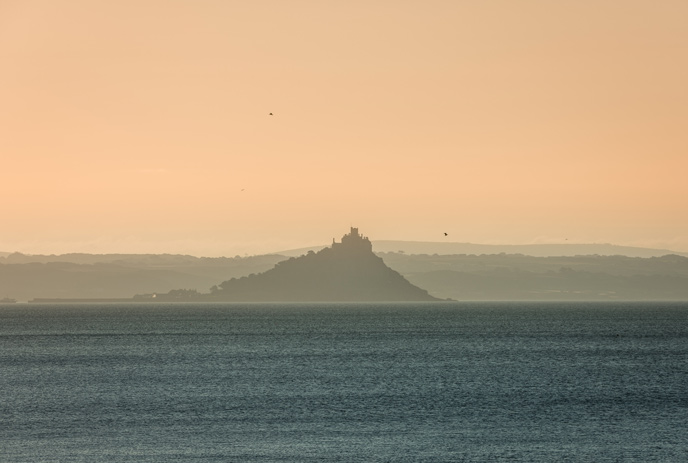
left=140, top=228, right=440, bottom=302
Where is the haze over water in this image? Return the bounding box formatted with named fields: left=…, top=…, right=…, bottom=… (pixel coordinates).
left=2, top=302, right=687, bottom=462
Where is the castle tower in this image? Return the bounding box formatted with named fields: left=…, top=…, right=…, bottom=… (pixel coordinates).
left=336, top=227, right=372, bottom=252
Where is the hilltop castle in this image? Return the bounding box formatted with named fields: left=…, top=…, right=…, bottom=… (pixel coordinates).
left=145, top=226, right=440, bottom=302
left=332, top=227, right=373, bottom=252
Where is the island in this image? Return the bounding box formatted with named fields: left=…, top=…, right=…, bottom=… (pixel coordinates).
left=136, top=228, right=441, bottom=302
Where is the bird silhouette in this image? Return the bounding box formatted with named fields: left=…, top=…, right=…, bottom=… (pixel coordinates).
left=269, top=112, right=273, bottom=115
left=444, top=233, right=448, bottom=236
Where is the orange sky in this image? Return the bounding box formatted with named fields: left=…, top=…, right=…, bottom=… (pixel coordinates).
left=1, top=0, right=687, bottom=256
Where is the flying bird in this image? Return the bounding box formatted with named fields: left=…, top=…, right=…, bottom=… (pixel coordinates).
left=444, top=233, right=448, bottom=236
left=269, top=112, right=273, bottom=115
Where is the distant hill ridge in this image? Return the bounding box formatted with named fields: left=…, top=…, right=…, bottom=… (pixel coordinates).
left=4, top=236, right=688, bottom=302
left=280, top=241, right=688, bottom=259
left=3, top=241, right=685, bottom=263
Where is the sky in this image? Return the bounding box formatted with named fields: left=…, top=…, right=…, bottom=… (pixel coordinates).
left=1, top=0, right=687, bottom=256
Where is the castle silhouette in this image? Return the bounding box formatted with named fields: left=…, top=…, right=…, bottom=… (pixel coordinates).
left=331, top=227, right=373, bottom=253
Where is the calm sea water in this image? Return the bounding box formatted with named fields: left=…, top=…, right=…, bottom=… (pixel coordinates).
left=1, top=302, right=686, bottom=462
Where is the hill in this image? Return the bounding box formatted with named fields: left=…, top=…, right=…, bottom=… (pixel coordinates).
left=380, top=252, right=688, bottom=301
left=148, top=228, right=440, bottom=302
left=0, top=254, right=284, bottom=302
left=280, top=241, right=688, bottom=258
left=4, top=239, right=688, bottom=302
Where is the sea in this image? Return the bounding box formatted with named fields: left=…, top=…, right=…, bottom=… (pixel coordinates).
left=1, top=302, right=686, bottom=462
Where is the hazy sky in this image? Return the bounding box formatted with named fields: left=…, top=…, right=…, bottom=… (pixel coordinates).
left=2, top=1, right=687, bottom=256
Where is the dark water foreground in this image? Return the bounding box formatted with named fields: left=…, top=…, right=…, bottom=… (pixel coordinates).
left=1, top=302, right=686, bottom=462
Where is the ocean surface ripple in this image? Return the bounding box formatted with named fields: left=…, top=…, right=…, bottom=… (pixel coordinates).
left=1, top=302, right=687, bottom=462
